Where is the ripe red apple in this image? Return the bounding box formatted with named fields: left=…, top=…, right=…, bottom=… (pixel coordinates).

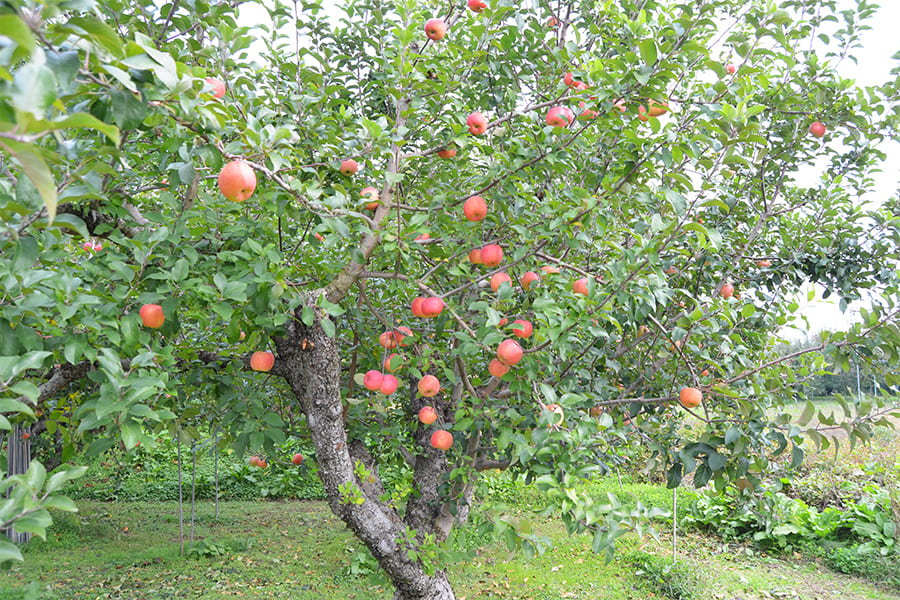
left=424, top=18, right=447, bottom=41
left=613, top=99, right=626, bottom=113
left=257, top=459, right=268, bottom=469
left=545, top=106, right=574, bottom=127
left=809, top=121, right=826, bottom=138
left=395, top=326, right=414, bottom=347
left=139, top=304, right=165, bottom=328
left=720, top=283, right=735, bottom=299
left=573, top=278, right=589, bottom=296
left=496, top=339, right=524, bottom=366
left=563, top=72, right=576, bottom=87
left=414, top=233, right=430, bottom=243
left=314, top=232, right=324, bottom=242
left=22, top=432, right=30, bottom=440
left=488, top=359, right=509, bottom=378
left=480, top=244, right=503, bottom=267
left=468, top=248, right=483, bottom=264
left=520, top=271, right=540, bottom=290
left=437, top=147, right=457, bottom=159
left=541, top=265, right=560, bottom=275
left=578, top=101, right=598, bottom=119
left=249, top=456, right=260, bottom=467
left=218, top=160, right=257, bottom=202
left=757, top=260, right=771, bottom=268
left=361, top=186, right=379, bottom=210
left=421, top=296, right=444, bottom=318
left=647, top=99, right=669, bottom=117
left=205, top=77, right=226, bottom=98
left=292, top=453, right=304, bottom=465
left=467, top=0, right=486, bottom=12
left=384, top=353, right=403, bottom=373
left=725, top=63, right=737, bottom=74
left=340, top=159, right=358, bottom=176
left=430, top=429, right=453, bottom=450
left=379, top=331, right=398, bottom=349
left=419, top=406, right=438, bottom=425
left=417, top=375, right=440, bottom=397
left=512, top=319, right=533, bottom=339
left=411, top=297, right=426, bottom=318
left=83, top=241, right=94, bottom=252
left=498, top=317, right=508, bottom=327
left=380, top=374, right=399, bottom=395
left=363, top=370, right=384, bottom=391
left=250, top=351, right=275, bottom=372
left=467, top=112, right=488, bottom=135
left=490, top=272, right=512, bottom=292
left=546, top=16, right=560, bottom=28
left=464, top=196, right=488, bottom=221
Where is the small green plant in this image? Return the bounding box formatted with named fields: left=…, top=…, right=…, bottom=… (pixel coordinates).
left=625, top=551, right=703, bottom=600
left=186, top=538, right=228, bottom=558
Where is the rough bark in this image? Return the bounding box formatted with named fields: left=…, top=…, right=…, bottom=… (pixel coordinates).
left=273, top=302, right=456, bottom=600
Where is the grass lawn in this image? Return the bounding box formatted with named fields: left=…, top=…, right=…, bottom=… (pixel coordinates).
left=1, top=490, right=897, bottom=600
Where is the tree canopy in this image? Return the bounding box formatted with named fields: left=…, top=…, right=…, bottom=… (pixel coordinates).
left=1, top=0, right=899, bottom=597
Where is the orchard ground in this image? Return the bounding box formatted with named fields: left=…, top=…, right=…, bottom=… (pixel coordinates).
left=3, top=399, right=898, bottom=600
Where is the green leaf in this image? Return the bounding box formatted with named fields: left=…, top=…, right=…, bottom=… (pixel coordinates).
left=45, top=113, right=121, bottom=146
left=0, top=15, right=36, bottom=56
left=0, top=351, right=52, bottom=382
left=638, top=39, right=658, bottom=66
left=10, top=60, right=58, bottom=118
left=0, top=140, right=58, bottom=221
left=0, top=539, right=23, bottom=565
left=65, top=16, right=125, bottom=58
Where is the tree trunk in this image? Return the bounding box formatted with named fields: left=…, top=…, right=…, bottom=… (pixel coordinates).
left=273, top=305, right=456, bottom=600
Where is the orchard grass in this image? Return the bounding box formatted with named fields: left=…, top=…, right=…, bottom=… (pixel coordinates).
left=1, top=487, right=896, bottom=600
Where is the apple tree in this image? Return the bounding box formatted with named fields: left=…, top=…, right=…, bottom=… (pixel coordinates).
left=2, top=0, right=900, bottom=598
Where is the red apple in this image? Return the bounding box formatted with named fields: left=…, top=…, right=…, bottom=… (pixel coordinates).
left=464, top=196, right=488, bottom=221
left=467, top=112, right=488, bottom=135
left=250, top=351, right=275, bottom=372
left=545, top=106, right=574, bottom=127
left=467, top=0, right=486, bottom=12
left=383, top=353, right=402, bottom=373
left=725, top=63, right=737, bottom=74
left=757, top=260, right=772, bottom=268
left=809, top=121, right=826, bottom=138
left=496, top=339, right=524, bottom=366
left=430, top=429, right=453, bottom=450
left=573, top=278, right=589, bottom=296
left=218, top=160, right=257, bottom=202
left=363, top=370, right=384, bottom=391
left=578, top=101, right=598, bottom=119
left=380, top=374, right=399, bottom=395
left=361, top=186, right=379, bottom=210
left=490, top=272, right=512, bottom=292
left=468, top=248, right=483, bottom=264
left=488, top=359, right=509, bottom=378
left=541, top=265, right=560, bottom=275
left=414, top=233, right=430, bottom=243
left=563, top=71, right=576, bottom=87
left=249, top=456, right=260, bottom=467
left=379, top=331, right=398, bottom=349
left=721, top=283, right=735, bottom=299
left=340, top=159, right=358, bottom=176
left=437, top=147, right=457, bottom=159
left=498, top=317, right=508, bottom=327
left=257, top=459, right=268, bottom=469
left=411, top=297, right=426, bottom=318
left=395, top=326, right=414, bottom=347
left=22, top=432, right=30, bottom=440
left=424, top=18, right=447, bottom=41
left=421, top=296, right=444, bottom=318
left=292, top=453, right=304, bottom=465
left=417, top=375, right=440, bottom=397
left=520, top=271, right=540, bottom=290
left=205, top=77, right=226, bottom=98
left=512, top=319, right=533, bottom=339
left=83, top=241, right=94, bottom=252
left=419, top=406, right=438, bottom=425
left=139, top=304, right=165, bottom=328
left=480, top=244, right=503, bottom=267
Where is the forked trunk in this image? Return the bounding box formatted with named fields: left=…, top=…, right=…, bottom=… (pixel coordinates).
left=273, top=305, right=456, bottom=600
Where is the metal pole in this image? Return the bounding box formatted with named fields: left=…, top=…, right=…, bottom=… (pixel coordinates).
left=856, top=362, right=862, bottom=405
left=177, top=431, right=184, bottom=556
left=190, top=444, right=196, bottom=551
left=672, top=487, right=677, bottom=562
